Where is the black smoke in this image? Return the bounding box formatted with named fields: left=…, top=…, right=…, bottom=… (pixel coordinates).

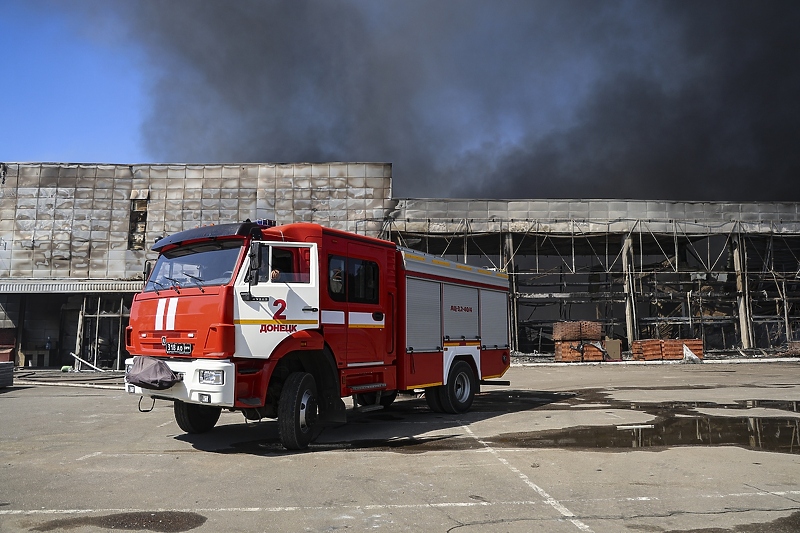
left=97, top=1, right=800, bottom=200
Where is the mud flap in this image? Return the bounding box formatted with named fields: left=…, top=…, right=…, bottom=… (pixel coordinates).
left=318, top=395, right=347, bottom=425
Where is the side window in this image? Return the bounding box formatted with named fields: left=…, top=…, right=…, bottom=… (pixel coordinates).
left=348, top=259, right=379, bottom=304
left=328, top=255, right=346, bottom=301
left=257, top=246, right=311, bottom=283
left=327, top=255, right=379, bottom=304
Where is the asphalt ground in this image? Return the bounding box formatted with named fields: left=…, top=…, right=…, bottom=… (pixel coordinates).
left=1, top=362, right=799, bottom=533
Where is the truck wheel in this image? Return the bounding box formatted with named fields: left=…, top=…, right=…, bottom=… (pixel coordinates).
left=173, top=401, right=222, bottom=434
left=425, top=387, right=445, bottom=413
left=355, top=390, right=398, bottom=408
left=439, top=360, right=477, bottom=414
left=278, top=372, right=319, bottom=450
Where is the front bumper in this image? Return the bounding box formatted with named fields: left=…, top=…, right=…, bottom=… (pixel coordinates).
left=125, top=357, right=236, bottom=407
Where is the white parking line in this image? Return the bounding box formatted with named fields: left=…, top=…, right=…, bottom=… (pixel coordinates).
left=75, top=451, right=102, bottom=461
left=461, top=423, right=595, bottom=533
left=4, top=488, right=799, bottom=518
left=0, top=501, right=541, bottom=516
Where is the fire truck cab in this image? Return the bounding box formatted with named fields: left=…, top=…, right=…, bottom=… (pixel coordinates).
left=125, top=221, right=510, bottom=449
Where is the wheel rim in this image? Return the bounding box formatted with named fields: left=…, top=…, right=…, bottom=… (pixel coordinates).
left=298, top=389, right=316, bottom=432
left=453, top=371, right=471, bottom=403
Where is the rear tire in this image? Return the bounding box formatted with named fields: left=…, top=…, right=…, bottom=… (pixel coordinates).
left=173, top=401, right=221, bottom=434
left=425, top=386, right=445, bottom=413
left=439, top=360, right=477, bottom=414
left=278, top=372, right=319, bottom=450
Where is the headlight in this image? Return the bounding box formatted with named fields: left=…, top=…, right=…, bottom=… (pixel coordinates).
left=199, top=370, right=224, bottom=385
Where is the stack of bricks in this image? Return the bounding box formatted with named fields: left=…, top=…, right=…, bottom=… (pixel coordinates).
left=553, top=321, right=603, bottom=362
left=632, top=339, right=663, bottom=361
left=632, top=339, right=703, bottom=361
left=554, top=342, right=583, bottom=362
left=581, top=344, right=605, bottom=362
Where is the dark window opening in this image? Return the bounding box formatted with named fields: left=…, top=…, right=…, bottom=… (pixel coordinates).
left=128, top=199, right=148, bottom=250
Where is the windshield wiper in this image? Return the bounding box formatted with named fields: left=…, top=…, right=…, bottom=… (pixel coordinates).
left=164, top=277, right=182, bottom=294
left=183, top=273, right=206, bottom=293
left=148, top=280, right=167, bottom=295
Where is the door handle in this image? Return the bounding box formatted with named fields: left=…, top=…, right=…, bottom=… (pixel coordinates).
left=372, top=311, right=384, bottom=321
left=302, top=306, right=319, bottom=312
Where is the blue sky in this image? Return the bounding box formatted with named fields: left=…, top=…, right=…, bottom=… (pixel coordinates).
left=0, top=2, right=148, bottom=163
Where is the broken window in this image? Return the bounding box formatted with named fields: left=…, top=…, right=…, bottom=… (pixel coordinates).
left=128, top=199, right=148, bottom=250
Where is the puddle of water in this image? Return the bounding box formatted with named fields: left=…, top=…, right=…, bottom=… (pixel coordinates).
left=739, top=400, right=799, bottom=411
left=490, top=414, right=800, bottom=454
left=661, top=510, right=800, bottom=533
left=30, top=511, right=206, bottom=532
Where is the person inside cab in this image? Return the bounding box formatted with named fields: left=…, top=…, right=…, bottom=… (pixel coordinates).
left=269, top=248, right=295, bottom=283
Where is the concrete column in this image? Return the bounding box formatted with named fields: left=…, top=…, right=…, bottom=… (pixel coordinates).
left=732, top=237, right=753, bottom=349
left=73, top=296, right=85, bottom=370
left=782, top=280, right=791, bottom=345
left=622, top=236, right=638, bottom=348
left=463, top=221, right=468, bottom=264
left=503, top=232, right=519, bottom=352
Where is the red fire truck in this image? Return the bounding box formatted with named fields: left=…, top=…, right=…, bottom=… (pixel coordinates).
left=125, top=221, right=510, bottom=449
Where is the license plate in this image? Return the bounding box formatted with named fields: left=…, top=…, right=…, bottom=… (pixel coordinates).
left=164, top=342, right=193, bottom=355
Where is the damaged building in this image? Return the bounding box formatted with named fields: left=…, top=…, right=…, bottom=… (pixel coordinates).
left=1, top=162, right=799, bottom=369
left=0, top=162, right=392, bottom=370
left=384, top=200, right=800, bottom=357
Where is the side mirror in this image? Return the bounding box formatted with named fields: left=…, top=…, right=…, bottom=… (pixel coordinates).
left=248, top=242, right=261, bottom=287
left=143, top=259, right=155, bottom=282
left=240, top=242, right=268, bottom=302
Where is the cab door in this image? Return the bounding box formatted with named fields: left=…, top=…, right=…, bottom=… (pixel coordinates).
left=233, top=242, right=319, bottom=359
left=344, top=242, right=388, bottom=366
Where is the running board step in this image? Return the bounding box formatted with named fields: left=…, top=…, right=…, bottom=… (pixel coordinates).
left=479, top=380, right=511, bottom=386
left=349, top=382, right=386, bottom=392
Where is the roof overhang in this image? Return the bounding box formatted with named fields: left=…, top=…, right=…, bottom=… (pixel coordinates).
left=0, top=280, right=143, bottom=294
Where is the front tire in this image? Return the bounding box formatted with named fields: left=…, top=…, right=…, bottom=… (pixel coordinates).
left=278, top=372, right=319, bottom=450
left=439, top=360, right=477, bottom=414
left=173, top=401, right=221, bottom=434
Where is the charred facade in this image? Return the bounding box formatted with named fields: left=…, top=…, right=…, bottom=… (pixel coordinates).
left=383, top=199, right=800, bottom=357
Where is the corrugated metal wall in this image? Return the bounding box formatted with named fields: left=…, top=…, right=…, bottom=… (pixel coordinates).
left=0, top=162, right=394, bottom=282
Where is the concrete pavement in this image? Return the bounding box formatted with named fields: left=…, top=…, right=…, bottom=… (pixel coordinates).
left=1, top=362, right=798, bottom=532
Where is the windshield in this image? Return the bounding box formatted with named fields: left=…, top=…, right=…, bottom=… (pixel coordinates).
left=145, top=240, right=243, bottom=293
